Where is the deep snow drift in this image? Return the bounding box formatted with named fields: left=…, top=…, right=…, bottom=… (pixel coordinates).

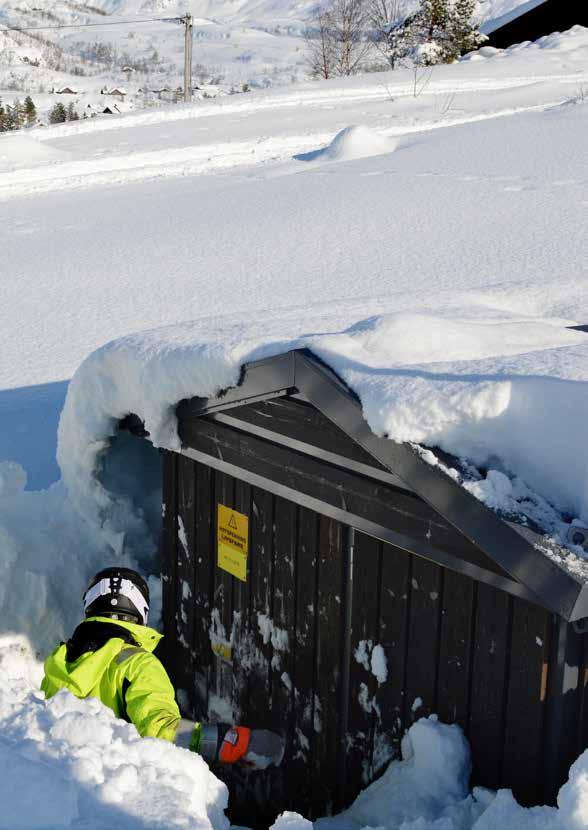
left=3, top=632, right=588, bottom=830
left=0, top=637, right=229, bottom=830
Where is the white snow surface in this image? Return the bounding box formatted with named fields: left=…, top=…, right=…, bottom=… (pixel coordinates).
left=1, top=25, right=588, bottom=830
left=274, top=716, right=588, bottom=830
left=0, top=636, right=229, bottom=830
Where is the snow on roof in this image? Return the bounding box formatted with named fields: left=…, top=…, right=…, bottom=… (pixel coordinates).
left=57, top=308, right=588, bottom=576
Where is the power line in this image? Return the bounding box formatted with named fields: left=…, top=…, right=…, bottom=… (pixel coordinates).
left=0, top=17, right=183, bottom=34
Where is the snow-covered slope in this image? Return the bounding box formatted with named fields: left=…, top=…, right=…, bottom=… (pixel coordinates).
left=1, top=24, right=588, bottom=830
left=0, top=0, right=552, bottom=110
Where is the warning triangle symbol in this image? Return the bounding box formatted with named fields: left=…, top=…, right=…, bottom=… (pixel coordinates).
left=228, top=514, right=238, bottom=530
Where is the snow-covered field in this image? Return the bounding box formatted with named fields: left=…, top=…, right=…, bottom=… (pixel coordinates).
left=1, top=22, right=588, bottom=830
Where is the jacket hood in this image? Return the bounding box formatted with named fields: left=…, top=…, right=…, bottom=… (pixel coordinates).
left=43, top=618, right=163, bottom=698
left=84, top=616, right=163, bottom=652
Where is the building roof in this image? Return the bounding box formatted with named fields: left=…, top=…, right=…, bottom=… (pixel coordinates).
left=124, top=349, right=588, bottom=623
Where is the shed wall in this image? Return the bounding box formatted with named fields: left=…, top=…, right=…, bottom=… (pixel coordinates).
left=161, top=450, right=560, bottom=826
left=486, top=0, right=588, bottom=49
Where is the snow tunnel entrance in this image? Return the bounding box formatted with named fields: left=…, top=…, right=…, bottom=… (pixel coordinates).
left=99, top=428, right=163, bottom=596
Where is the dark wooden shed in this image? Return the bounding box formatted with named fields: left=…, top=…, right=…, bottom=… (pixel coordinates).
left=484, top=0, right=588, bottom=50
left=123, top=349, right=588, bottom=827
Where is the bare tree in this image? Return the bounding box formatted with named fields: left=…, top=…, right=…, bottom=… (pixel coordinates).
left=368, top=0, right=412, bottom=69
left=304, top=7, right=337, bottom=79
left=331, top=0, right=372, bottom=76
left=305, top=0, right=371, bottom=79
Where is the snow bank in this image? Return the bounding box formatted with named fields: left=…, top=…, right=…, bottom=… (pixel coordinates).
left=296, top=126, right=398, bottom=163
left=273, top=716, right=588, bottom=830
left=0, top=636, right=229, bottom=830
left=0, top=134, right=72, bottom=172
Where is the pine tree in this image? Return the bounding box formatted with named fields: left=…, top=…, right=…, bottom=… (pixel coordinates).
left=12, top=98, right=25, bottom=129
left=5, top=103, right=22, bottom=131
left=49, top=102, right=67, bottom=124
left=66, top=102, right=79, bottom=121
left=413, top=0, right=452, bottom=64
left=0, top=99, right=6, bottom=133
left=24, top=96, right=37, bottom=126
left=449, top=0, right=486, bottom=57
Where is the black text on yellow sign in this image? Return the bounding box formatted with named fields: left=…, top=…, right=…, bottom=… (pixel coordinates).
left=217, top=504, right=249, bottom=582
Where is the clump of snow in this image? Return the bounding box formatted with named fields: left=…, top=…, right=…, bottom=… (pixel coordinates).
left=354, top=640, right=388, bottom=684
left=0, top=636, right=229, bottom=830
left=298, top=125, right=398, bottom=163
left=272, top=813, right=314, bottom=830
left=370, top=644, right=388, bottom=685
left=320, top=716, right=482, bottom=830
left=0, top=461, right=27, bottom=497
left=257, top=613, right=289, bottom=651
left=354, top=639, right=371, bottom=671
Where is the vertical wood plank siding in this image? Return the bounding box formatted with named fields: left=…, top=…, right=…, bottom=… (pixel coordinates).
left=162, top=452, right=562, bottom=824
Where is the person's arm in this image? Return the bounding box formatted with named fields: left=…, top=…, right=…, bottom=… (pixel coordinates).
left=116, top=649, right=284, bottom=767
left=115, top=648, right=182, bottom=741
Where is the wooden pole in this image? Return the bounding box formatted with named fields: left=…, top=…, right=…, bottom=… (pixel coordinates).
left=183, top=14, right=193, bottom=103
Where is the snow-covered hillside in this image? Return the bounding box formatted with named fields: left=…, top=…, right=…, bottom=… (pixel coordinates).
left=1, top=22, right=588, bottom=830
left=0, top=0, right=548, bottom=116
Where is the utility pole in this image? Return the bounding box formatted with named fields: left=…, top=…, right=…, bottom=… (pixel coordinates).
left=182, top=14, right=193, bottom=103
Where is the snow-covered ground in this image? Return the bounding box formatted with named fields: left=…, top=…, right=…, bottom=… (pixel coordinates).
left=0, top=0, right=555, bottom=118
left=1, top=23, right=588, bottom=830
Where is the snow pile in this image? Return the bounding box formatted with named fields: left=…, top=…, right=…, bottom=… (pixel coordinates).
left=340, top=717, right=477, bottom=828
left=0, top=636, right=229, bottom=830
left=297, top=126, right=398, bottom=163
left=273, top=716, right=588, bottom=830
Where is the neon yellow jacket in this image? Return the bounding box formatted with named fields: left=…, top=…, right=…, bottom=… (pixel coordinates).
left=41, top=616, right=186, bottom=742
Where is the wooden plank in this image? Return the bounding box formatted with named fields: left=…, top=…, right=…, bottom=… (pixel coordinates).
left=175, top=453, right=196, bottom=712
left=209, top=469, right=235, bottom=719
left=436, top=570, right=476, bottom=730
left=345, top=531, right=380, bottom=796
left=289, top=507, right=319, bottom=813
left=311, top=515, right=345, bottom=818
left=502, top=599, right=551, bottom=804
left=161, top=451, right=178, bottom=677
left=270, top=497, right=297, bottom=728
left=193, top=460, right=214, bottom=720
left=468, top=584, right=511, bottom=791
left=231, top=478, right=252, bottom=724
left=374, top=544, right=411, bottom=775
left=247, top=485, right=274, bottom=724
left=263, top=496, right=297, bottom=816
left=404, top=557, right=443, bottom=721
left=225, top=397, right=388, bottom=470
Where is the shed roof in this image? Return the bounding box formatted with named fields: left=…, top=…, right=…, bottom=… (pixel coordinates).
left=165, top=349, right=588, bottom=623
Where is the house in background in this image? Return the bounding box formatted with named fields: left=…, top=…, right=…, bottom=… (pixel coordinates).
left=483, top=0, right=588, bottom=49
left=101, top=87, right=127, bottom=101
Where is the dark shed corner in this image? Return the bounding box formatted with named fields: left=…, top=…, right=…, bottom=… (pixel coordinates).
left=120, top=348, right=588, bottom=828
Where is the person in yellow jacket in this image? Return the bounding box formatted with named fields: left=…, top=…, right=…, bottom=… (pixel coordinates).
left=42, top=567, right=283, bottom=768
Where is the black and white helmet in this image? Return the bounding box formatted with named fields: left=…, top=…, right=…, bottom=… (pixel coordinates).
left=83, top=567, right=150, bottom=625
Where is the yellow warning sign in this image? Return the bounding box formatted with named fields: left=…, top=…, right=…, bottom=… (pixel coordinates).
left=217, top=504, right=249, bottom=582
